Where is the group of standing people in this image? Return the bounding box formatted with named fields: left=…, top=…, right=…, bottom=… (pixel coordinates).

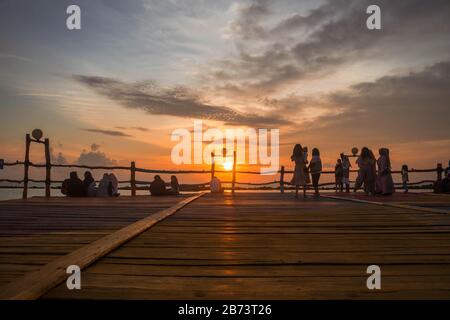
left=290, top=144, right=322, bottom=198
left=353, top=147, right=395, bottom=196
left=334, top=154, right=351, bottom=193
left=290, top=144, right=399, bottom=198
left=61, top=171, right=119, bottom=197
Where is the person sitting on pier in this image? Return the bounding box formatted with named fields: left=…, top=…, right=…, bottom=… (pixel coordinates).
left=375, top=148, right=395, bottom=195
left=167, top=175, right=180, bottom=195
left=150, top=175, right=167, bottom=196
left=291, top=144, right=307, bottom=199
left=354, top=147, right=376, bottom=195
left=61, top=171, right=85, bottom=197
left=309, top=148, right=322, bottom=196
left=210, top=176, right=223, bottom=193
left=109, top=173, right=120, bottom=197
left=97, top=173, right=112, bottom=197
left=335, top=159, right=343, bottom=192
left=82, top=171, right=97, bottom=197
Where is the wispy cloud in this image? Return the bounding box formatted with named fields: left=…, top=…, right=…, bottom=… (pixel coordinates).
left=116, top=126, right=149, bottom=132
left=0, top=53, right=31, bottom=62
left=73, top=75, right=291, bottom=127
left=82, top=128, right=132, bottom=137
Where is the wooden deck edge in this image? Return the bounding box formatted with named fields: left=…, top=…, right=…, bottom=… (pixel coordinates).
left=320, top=194, right=449, bottom=215
left=0, top=191, right=207, bottom=300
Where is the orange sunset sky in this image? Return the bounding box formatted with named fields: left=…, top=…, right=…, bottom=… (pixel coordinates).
left=1, top=0, right=449, bottom=185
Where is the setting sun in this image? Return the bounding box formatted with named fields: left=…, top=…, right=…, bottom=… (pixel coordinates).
left=223, top=161, right=233, bottom=171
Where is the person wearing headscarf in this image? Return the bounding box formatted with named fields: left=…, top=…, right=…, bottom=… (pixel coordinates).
left=168, top=175, right=180, bottom=195
left=376, top=148, right=395, bottom=195
left=210, top=176, right=223, bottom=193
left=354, top=147, right=376, bottom=195
left=109, top=173, right=120, bottom=196
left=97, top=173, right=112, bottom=197
left=291, top=144, right=307, bottom=199
left=82, top=171, right=97, bottom=197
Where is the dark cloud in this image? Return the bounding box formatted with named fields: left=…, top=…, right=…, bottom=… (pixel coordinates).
left=73, top=75, right=291, bottom=127
left=228, top=0, right=271, bottom=40
left=204, top=0, right=450, bottom=97
left=290, top=61, right=450, bottom=144
left=115, top=126, right=149, bottom=132
left=82, top=128, right=132, bottom=137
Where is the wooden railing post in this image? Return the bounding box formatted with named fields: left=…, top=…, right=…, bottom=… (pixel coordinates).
left=130, top=161, right=136, bottom=197
left=44, top=138, right=51, bottom=198
left=280, top=166, right=285, bottom=194
left=210, top=152, right=215, bottom=181
left=231, top=151, right=236, bottom=194
left=22, top=134, right=31, bottom=199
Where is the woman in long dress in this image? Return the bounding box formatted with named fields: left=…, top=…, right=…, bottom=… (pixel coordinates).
left=354, top=147, right=376, bottom=195
left=376, top=148, right=395, bottom=195
left=291, top=144, right=307, bottom=199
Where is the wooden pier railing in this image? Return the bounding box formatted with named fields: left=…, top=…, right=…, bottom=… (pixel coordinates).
left=0, top=159, right=442, bottom=199
left=0, top=132, right=444, bottom=198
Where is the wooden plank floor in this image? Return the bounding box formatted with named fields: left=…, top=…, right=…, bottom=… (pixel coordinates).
left=44, top=192, right=450, bottom=299
left=333, top=192, right=450, bottom=212
left=0, top=195, right=188, bottom=287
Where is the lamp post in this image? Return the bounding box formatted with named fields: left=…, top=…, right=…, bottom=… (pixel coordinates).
left=23, top=129, right=51, bottom=199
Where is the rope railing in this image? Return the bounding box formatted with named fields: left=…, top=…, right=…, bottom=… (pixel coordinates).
left=0, top=161, right=440, bottom=195
left=1, top=132, right=445, bottom=199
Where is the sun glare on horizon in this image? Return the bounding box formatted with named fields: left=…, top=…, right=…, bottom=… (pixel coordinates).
left=223, top=161, right=233, bottom=171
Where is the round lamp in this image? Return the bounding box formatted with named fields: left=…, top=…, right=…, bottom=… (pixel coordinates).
left=32, top=129, right=43, bottom=141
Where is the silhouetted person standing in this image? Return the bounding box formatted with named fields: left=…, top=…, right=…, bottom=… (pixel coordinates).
left=341, top=153, right=351, bottom=193
left=354, top=147, right=376, bottom=195
left=309, top=148, right=322, bottom=196
left=375, top=148, right=395, bottom=195
left=61, top=171, right=84, bottom=197
left=335, top=159, right=343, bottom=192
left=291, top=144, right=307, bottom=199
left=401, top=165, right=409, bottom=193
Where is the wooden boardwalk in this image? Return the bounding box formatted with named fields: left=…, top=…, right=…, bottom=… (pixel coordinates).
left=1, top=192, right=450, bottom=299
left=0, top=195, right=189, bottom=287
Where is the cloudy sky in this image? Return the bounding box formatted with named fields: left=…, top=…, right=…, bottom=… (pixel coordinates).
left=0, top=0, right=449, bottom=182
